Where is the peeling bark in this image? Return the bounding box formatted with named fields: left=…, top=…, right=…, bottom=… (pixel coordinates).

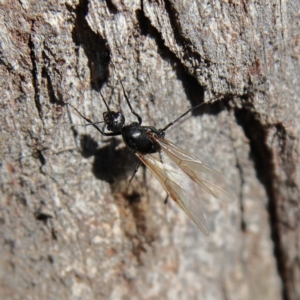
left=0, top=1, right=299, bottom=299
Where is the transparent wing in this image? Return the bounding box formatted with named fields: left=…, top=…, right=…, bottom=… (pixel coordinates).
left=153, top=137, right=236, bottom=203
left=136, top=153, right=209, bottom=236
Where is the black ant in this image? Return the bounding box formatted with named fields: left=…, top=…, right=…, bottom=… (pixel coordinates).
left=70, top=81, right=235, bottom=235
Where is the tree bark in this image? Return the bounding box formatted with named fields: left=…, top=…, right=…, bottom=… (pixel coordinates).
left=0, top=0, right=299, bottom=299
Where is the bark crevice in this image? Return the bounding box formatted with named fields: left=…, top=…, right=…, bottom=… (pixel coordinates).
left=235, top=103, right=288, bottom=300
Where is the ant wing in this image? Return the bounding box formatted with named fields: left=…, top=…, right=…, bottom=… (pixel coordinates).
left=136, top=153, right=209, bottom=236
left=153, top=137, right=236, bottom=203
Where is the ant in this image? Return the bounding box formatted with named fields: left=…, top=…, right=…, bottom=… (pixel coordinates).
left=69, top=81, right=235, bottom=235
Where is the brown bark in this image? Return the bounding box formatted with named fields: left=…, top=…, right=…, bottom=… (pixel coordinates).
left=0, top=0, right=299, bottom=299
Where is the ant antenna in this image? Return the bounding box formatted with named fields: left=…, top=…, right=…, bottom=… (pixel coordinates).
left=68, top=103, right=105, bottom=135
left=120, top=80, right=142, bottom=125
left=110, top=61, right=142, bottom=124
left=86, top=121, right=105, bottom=126
left=109, top=61, right=211, bottom=130
left=68, top=103, right=121, bottom=137
left=100, top=91, right=111, bottom=112
left=119, top=81, right=134, bottom=113
left=119, top=81, right=142, bottom=124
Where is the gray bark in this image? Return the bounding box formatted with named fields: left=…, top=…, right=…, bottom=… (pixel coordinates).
left=0, top=0, right=299, bottom=299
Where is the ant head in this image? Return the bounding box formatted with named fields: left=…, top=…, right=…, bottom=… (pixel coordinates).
left=103, top=111, right=125, bottom=132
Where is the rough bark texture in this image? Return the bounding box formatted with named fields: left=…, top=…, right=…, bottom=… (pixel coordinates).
left=0, top=0, right=299, bottom=299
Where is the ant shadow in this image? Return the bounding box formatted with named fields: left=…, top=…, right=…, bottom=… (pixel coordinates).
left=79, top=134, right=160, bottom=257
left=79, top=134, right=139, bottom=186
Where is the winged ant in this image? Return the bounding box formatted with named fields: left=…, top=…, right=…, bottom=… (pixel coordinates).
left=69, top=81, right=236, bottom=236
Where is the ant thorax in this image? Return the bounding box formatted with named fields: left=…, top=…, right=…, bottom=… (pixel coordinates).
left=121, top=123, right=160, bottom=154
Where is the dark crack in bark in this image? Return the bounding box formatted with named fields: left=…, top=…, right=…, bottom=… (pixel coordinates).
left=29, top=24, right=43, bottom=121
left=235, top=105, right=289, bottom=300
left=137, top=5, right=205, bottom=108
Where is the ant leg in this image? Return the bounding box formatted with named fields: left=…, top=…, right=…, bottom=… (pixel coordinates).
left=157, top=151, right=169, bottom=204
left=158, top=150, right=171, bottom=206
left=164, top=194, right=169, bottom=204
left=119, top=81, right=142, bottom=125
left=128, top=160, right=142, bottom=186
left=158, top=150, right=165, bottom=166
left=159, top=101, right=207, bottom=132
left=69, top=104, right=121, bottom=137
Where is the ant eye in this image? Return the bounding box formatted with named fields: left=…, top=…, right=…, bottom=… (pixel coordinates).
left=103, top=111, right=125, bottom=132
